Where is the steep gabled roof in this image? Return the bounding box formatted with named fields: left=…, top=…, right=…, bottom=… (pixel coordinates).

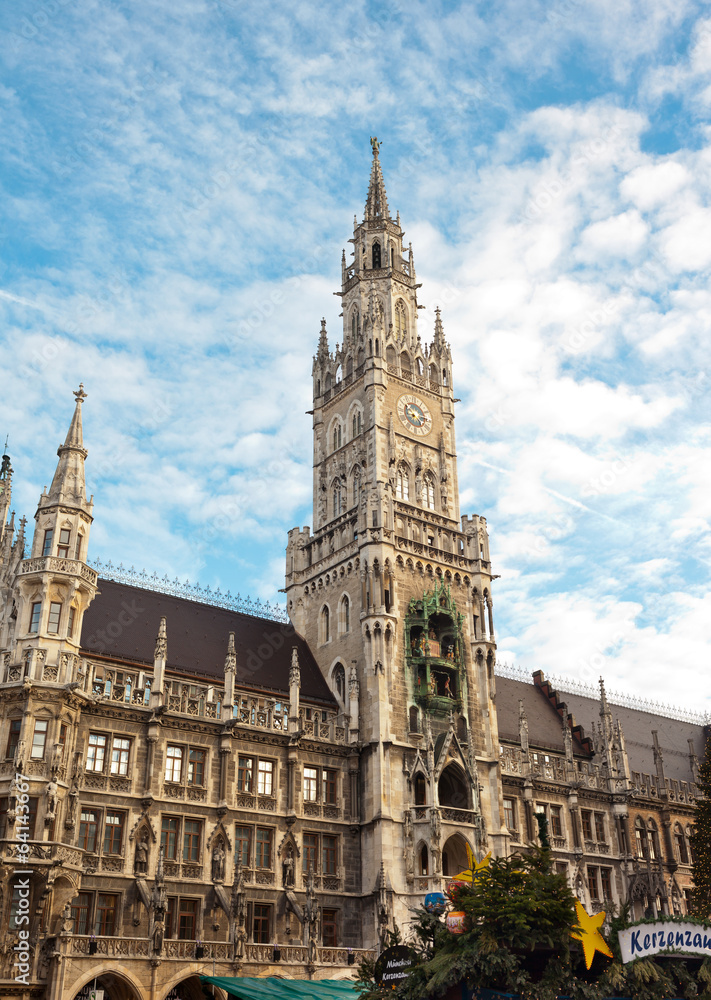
left=81, top=578, right=336, bottom=705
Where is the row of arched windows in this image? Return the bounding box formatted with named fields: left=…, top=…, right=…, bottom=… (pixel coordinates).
left=330, top=407, right=364, bottom=454
left=633, top=816, right=694, bottom=864
left=395, top=463, right=437, bottom=510
left=320, top=596, right=351, bottom=644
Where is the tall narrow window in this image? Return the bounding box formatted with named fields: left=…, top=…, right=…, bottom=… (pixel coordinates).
left=31, top=720, right=48, bottom=759
left=303, top=833, right=318, bottom=872
left=333, top=482, right=341, bottom=517
left=188, top=748, right=205, bottom=786
left=423, top=472, right=435, bottom=510
left=183, top=820, right=202, bottom=862
left=372, top=242, right=381, bottom=268
left=322, top=605, right=330, bottom=643
left=323, top=908, right=338, bottom=946
left=110, top=737, right=131, bottom=776
left=332, top=423, right=342, bottom=450
left=161, top=816, right=180, bottom=860
left=57, top=528, right=71, bottom=558
left=303, top=766, right=318, bottom=802
left=30, top=602, right=41, bottom=632
left=165, top=745, right=183, bottom=783
left=237, top=756, right=253, bottom=793
left=104, top=812, right=124, bottom=854
left=395, top=301, right=407, bottom=337
left=323, top=769, right=337, bottom=805
left=341, top=596, right=350, bottom=633
left=503, top=797, right=517, bottom=833
left=47, top=602, right=62, bottom=634
left=258, top=760, right=274, bottom=796
left=256, top=828, right=272, bottom=868
left=322, top=835, right=337, bottom=875
left=79, top=809, right=99, bottom=852
left=178, top=899, right=198, bottom=939
left=234, top=826, right=250, bottom=867
left=74, top=534, right=83, bottom=561
left=67, top=605, right=76, bottom=638
left=6, top=719, right=22, bottom=760
left=71, top=893, right=91, bottom=935
left=253, top=903, right=271, bottom=943
left=95, top=894, right=118, bottom=936
left=42, top=528, right=53, bottom=557
left=353, top=471, right=360, bottom=507
left=396, top=467, right=409, bottom=501
left=86, top=733, right=107, bottom=772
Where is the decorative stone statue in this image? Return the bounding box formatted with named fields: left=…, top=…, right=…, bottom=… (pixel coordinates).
left=134, top=834, right=149, bottom=875
left=282, top=847, right=295, bottom=887
left=45, top=778, right=58, bottom=825
left=152, top=917, right=164, bottom=954
left=212, top=842, right=225, bottom=882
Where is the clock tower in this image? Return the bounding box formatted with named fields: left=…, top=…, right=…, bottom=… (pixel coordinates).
left=285, top=141, right=506, bottom=939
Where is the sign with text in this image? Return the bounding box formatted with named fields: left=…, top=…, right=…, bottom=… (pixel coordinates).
left=374, top=945, right=417, bottom=985
left=618, top=921, right=711, bottom=963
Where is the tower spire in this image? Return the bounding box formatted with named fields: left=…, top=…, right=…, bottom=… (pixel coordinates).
left=364, top=137, right=390, bottom=222
left=47, top=384, right=90, bottom=506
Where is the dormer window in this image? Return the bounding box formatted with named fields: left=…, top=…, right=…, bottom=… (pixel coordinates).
left=57, top=528, right=71, bottom=559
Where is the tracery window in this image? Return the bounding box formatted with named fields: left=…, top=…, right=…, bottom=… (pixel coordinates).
left=332, top=422, right=342, bottom=450
left=372, top=242, right=381, bottom=269
left=423, top=471, right=436, bottom=510
left=333, top=481, right=342, bottom=518
left=396, top=465, right=409, bottom=501
left=395, top=300, right=407, bottom=337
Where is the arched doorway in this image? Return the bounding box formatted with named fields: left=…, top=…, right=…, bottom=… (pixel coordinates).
left=442, top=833, right=471, bottom=878
left=164, top=977, right=208, bottom=1000
left=71, top=970, right=142, bottom=1000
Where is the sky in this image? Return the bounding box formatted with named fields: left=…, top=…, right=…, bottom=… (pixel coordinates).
left=1, top=0, right=710, bottom=716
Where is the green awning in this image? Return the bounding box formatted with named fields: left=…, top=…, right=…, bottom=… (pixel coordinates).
left=201, top=976, right=362, bottom=1000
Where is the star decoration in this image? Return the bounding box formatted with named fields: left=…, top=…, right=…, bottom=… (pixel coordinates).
left=571, top=900, right=613, bottom=969
left=451, top=846, right=492, bottom=883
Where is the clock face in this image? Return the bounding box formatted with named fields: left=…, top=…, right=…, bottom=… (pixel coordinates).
left=397, top=394, right=433, bottom=436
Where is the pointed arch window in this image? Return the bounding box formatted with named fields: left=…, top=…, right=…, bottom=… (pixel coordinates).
left=396, top=465, right=409, bottom=501
left=334, top=663, right=346, bottom=700
left=395, top=301, right=407, bottom=337
left=351, top=310, right=359, bottom=339
left=333, top=482, right=342, bottom=518
left=372, top=242, right=381, bottom=269
left=333, top=423, right=342, bottom=451
left=423, top=472, right=436, bottom=510
left=340, top=595, right=350, bottom=634
left=352, top=468, right=360, bottom=508
left=675, top=823, right=689, bottom=864
left=419, top=844, right=429, bottom=876
left=414, top=772, right=426, bottom=806
left=321, top=606, right=330, bottom=643
left=352, top=410, right=362, bottom=438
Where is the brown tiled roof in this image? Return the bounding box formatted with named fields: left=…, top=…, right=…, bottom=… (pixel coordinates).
left=80, top=579, right=336, bottom=705
left=496, top=672, right=704, bottom=784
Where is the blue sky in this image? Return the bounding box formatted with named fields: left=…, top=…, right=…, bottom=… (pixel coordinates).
left=1, top=0, right=710, bottom=713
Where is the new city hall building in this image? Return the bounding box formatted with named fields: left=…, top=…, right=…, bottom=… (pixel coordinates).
left=0, top=146, right=706, bottom=1000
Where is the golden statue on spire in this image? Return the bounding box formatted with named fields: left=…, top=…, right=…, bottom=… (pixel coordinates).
left=370, top=136, right=381, bottom=155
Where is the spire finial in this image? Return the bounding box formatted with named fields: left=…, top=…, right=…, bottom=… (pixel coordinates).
left=364, top=141, right=390, bottom=221
left=73, top=383, right=87, bottom=404
left=370, top=136, right=381, bottom=157
left=155, top=616, right=167, bottom=659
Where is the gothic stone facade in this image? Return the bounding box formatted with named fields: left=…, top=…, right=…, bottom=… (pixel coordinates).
left=0, top=146, right=706, bottom=1000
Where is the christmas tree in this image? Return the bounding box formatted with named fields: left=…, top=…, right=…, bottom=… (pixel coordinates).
left=691, top=729, right=711, bottom=918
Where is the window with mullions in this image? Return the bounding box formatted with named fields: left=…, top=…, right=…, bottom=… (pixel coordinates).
left=161, top=816, right=180, bottom=861
left=188, top=748, right=206, bottom=786
left=86, top=733, right=107, bottom=772
left=258, top=760, right=274, bottom=796
left=103, top=812, right=125, bottom=854
left=95, top=894, right=118, bottom=935
left=323, top=769, right=337, bottom=806
left=237, top=756, right=254, bottom=793
left=580, top=810, right=593, bottom=841
left=183, top=820, right=202, bottom=863
left=30, top=602, right=41, bottom=632
left=47, top=602, right=62, bottom=634
left=79, top=809, right=99, bottom=852
left=253, top=903, right=272, bottom=943
left=600, top=867, right=612, bottom=900
left=178, top=899, right=198, bottom=939
left=110, top=737, right=131, bottom=776
left=234, top=826, right=251, bottom=867
left=423, top=472, right=436, bottom=510
left=550, top=805, right=563, bottom=838
left=165, top=745, right=183, bottom=783
left=503, top=797, right=517, bottom=833
left=303, top=833, right=318, bottom=873
left=42, top=529, right=53, bottom=557
left=303, top=766, right=318, bottom=802
left=6, top=720, right=21, bottom=760
left=71, top=892, right=91, bottom=935
left=256, top=828, right=272, bottom=868
left=31, top=720, right=48, bottom=759
left=57, top=527, right=71, bottom=558
left=322, top=835, right=337, bottom=875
